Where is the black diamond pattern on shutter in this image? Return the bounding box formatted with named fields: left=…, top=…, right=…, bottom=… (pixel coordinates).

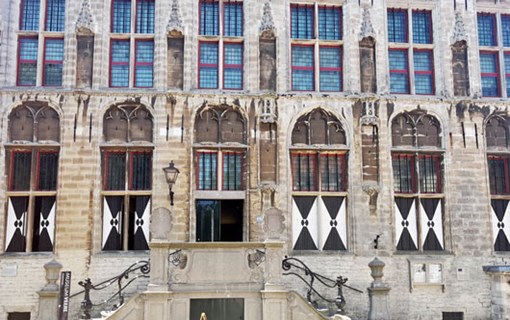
left=102, top=196, right=124, bottom=250
left=320, top=196, right=346, bottom=250
left=33, top=196, right=56, bottom=252
left=5, top=197, right=29, bottom=252
left=292, top=196, right=318, bottom=250
left=420, top=198, right=444, bottom=251
left=395, top=197, right=418, bottom=251
left=129, top=196, right=150, bottom=250
left=491, top=200, right=510, bottom=251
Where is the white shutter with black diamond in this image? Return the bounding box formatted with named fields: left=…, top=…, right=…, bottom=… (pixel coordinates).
left=491, top=200, right=510, bottom=251
left=130, top=196, right=150, bottom=250
left=33, top=196, right=56, bottom=251
left=102, top=196, right=123, bottom=250
left=395, top=197, right=418, bottom=251
left=5, top=197, right=28, bottom=252
left=420, top=198, right=444, bottom=251
left=292, top=196, right=318, bottom=250
left=318, top=196, right=347, bottom=250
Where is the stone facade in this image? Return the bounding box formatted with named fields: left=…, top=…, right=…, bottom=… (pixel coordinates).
left=0, top=0, right=510, bottom=319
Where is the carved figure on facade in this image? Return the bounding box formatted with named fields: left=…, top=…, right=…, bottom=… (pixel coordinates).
left=167, top=0, right=184, bottom=37
left=75, top=0, right=95, bottom=34
left=259, top=2, right=276, bottom=39
left=451, top=11, right=468, bottom=44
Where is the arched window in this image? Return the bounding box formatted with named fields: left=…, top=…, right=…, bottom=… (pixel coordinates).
left=486, top=115, right=510, bottom=251
left=391, top=111, right=444, bottom=251
left=101, top=104, right=153, bottom=251
left=193, top=104, right=247, bottom=242
left=5, top=103, right=60, bottom=252
left=290, top=108, right=348, bottom=251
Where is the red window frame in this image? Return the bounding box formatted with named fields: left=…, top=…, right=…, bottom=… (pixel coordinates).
left=103, top=151, right=126, bottom=190
left=392, top=153, right=416, bottom=194
left=319, top=45, right=342, bottom=92
left=291, top=44, right=315, bottom=92
left=505, top=52, right=510, bottom=86
left=135, top=0, right=155, bottom=34
left=35, top=150, right=59, bottom=191
left=418, top=154, right=441, bottom=194
left=42, top=37, right=64, bottom=87
left=291, top=152, right=318, bottom=192
left=195, top=150, right=218, bottom=190
left=317, top=5, right=342, bottom=40
left=134, top=39, right=154, bottom=88
left=128, top=150, right=152, bottom=190
left=290, top=4, right=315, bottom=39
left=480, top=50, right=501, bottom=97
left=488, top=155, right=510, bottom=195
left=387, top=8, right=408, bottom=43
left=319, top=153, right=347, bottom=192
left=109, top=39, right=130, bottom=88
left=222, top=1, right=243, bottom=37
left=9, top=150, right=32, bottom=191
left=221, top=150, right=245, bottom=190
left=198, top=40, right=219, bottom=89
left=414, top=48, right=435, bottom=95
left=199, top=0, right=219, bottom=36
left=389, top=48, right=410, bottom=94
left=412, top=9, right=433, bottom=44
left=17, top=36, right=38, bottom=87
left=478, top=12, right=498, bottom=47
left=222, top=41, right=243, bottom=90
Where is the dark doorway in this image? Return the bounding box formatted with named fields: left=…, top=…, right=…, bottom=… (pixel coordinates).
left=8, top=313, right=30, bottom=320
left=196, top=200, right=243, bottom=242
left=190, top=298, right=244, bottom=320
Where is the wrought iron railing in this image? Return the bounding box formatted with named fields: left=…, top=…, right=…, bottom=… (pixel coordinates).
left=70, top=260, right=150, bottom=319
left=282, top=256, right=363, bottom=316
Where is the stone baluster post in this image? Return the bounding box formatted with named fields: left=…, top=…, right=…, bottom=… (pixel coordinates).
left=37, top=259, right=63, bottom=320
left=368, top=257, right=390, bottom=320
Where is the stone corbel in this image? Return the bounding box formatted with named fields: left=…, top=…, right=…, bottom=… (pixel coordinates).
left=259, top=99, right=277, bottom=124
left=362, top=183, right=379, bottom=214
left=360, top=99, right=379, bottom=126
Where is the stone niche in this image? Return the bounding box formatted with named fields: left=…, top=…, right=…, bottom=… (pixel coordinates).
left=259, top=122, right=277, bottom=183
left=360, top=37, right=377, bottom=93
left=167, top=37, right=184, bottom=89
left=259, top=39, right=276, bottom=91
left=452, top=41, right=470, bottom=97
left=76, top=35, right=94, bottom=88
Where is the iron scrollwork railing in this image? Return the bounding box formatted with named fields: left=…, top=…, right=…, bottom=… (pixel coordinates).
left=71, top=260, right=150, bottom=319
left=282, top=256, right=363, bottom=316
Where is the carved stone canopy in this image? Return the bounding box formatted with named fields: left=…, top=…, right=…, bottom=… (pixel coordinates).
left=259, top=2, right=276, bottom=39
left=451, top=11, right=468, bottom=44
left=359, top=8, right=376, bottom=40
left=75, top=0, right=95, bottom=34
left=167, top=0, right=184, bottom=37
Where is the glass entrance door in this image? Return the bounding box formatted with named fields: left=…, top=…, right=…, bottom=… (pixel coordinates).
left=190, top=298, right=244, bottom=320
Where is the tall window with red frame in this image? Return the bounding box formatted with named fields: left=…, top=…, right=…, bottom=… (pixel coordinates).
left=290, top=4, right=343, bottom=92
left=110, top=40, right=130, bottom=87
left=134, top=40, right=154, bottom=87
left=387, top=9, right=434, bottom=95
left=505, top=53, right=510, bottom=97
left=17, top=37, right=38, bottom=86
left=198, top=0, right=244, bottom=90
left=43, top=38, right=64, bottom=86
left=391, top=112, right=444, bottom=252
left=20, top=0, right=40, bottom=31
left=45, top=0, right=65, bottom=32
left=477, top=13, right=501, bottom=97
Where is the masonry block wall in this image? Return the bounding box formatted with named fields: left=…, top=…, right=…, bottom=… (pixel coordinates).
left=0, top=0, right=509, bottom=319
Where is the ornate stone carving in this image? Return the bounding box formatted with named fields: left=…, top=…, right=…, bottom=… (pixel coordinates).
left=259, top=99, right=277, bottom=123
left=150, top=207, right=172, bottom=241
left=362, top=183, right=380, bottom=197
left=360, top=100, right=379, bottom=126
left=75, top=0, right=95, bottom=34
left=359, top=8, right=376, bottom=40
left=263, top=207, right=285, bottom=240
left=166, top=0, right=183, bottom=37
left=259, top=2, right=276, bottom=39
left=451, top=11, right=468, bottom=44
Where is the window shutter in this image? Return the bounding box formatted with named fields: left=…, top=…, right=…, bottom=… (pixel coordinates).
left=395, top=197, right=418, bottom=250
left=102, top=196, right=123, bottom=250
left=292, top=196, right=318, bottom=250
left=319, top=196, right=347, bottom=250
left=420, top=198, right=444, bottom=251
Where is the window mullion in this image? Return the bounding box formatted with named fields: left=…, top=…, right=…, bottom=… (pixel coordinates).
left=123, top=195, right=129, bottom=251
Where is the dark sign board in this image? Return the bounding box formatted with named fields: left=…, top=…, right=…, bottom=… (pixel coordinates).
left=58, top=271, right=71, bottom=320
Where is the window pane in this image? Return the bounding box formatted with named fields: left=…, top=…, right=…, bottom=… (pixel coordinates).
left=112, top=0, right=131, bottom=33
left=199, top=42, right=218, bottom=89
left=393, top=154, right=414, bottom=193
left=320, top=47, right=341, bottom=92
left=412, top=11, right=432, bottom=44
left=488, top=157, right=509, bottom=195
left=111, top=40, right=130, bottom=87
left=505, top=54, right=510, bottom=97
left=320, top=154, right=345, bottom=192
left=414, top=50, right=433, bottom=95
left=45, top=0, right=65, bottom=31
left=478, top=14, right=496, bottom=46
left=224, top=3, right=243, bottom=37
left=419, top=156, right=440, bottom=193
left=318, top=7, right=341, bottom=40
left=196, top=200, right=220, bottom=242
left=20, top=0, right=40, bottom=31
left=480, top=53, right=499, bottom=97
left=291, top=153, right=317, bottom=191
left=37, top=152, right=58, bottom=190
left=503, top=15, right=510, bottom=47
left=136, top=0, right=154, bottom=33
left=18, top=38, right=38, bottom=86
left=291, top=5, right=313, bottom=39
left=198, top=152, right=217, bottom=190
left=44, top=38, right=64, bottom=86
left=389, top=50, right=409, bottom=94
left=292, top=46, right=314, bottom=91
left=223, top=152, right=243, bottom=190
left=10, top=151, right=32, bottom=191
left=130, top=152, right=152, bottom=190
left=388, top=9, right=407, bottom=43
left=200, top=1, right=219, bottom=35
left=104, top=152, right=126, bottom=190
left=135, top=41, right=154, bottom=87
left=224, top=43, right=243, bottom=89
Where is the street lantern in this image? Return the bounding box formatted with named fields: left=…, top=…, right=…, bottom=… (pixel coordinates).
left=162, top=161, right=180, bottom=206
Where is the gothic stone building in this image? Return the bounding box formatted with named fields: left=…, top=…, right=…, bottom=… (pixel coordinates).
left=1, top=0, right=510, bottom=319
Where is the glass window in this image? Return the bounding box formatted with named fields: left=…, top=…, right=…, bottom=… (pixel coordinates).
left=112, top=0, right=131, bottom=33
left=319, top=46, right=342, bottom=92
left=110, top=40, right=130, bottom=87
left=478, top=13, right=496, bottom=46
left=414, top=50, right=434, bottom=95
left=223, top=43, right=243, bottom=90
left=291, top=5, right=313, bottom=39
left=17, top=37, right=38, bottom=86
left=135, top=40, right=154, bottom=87
left=291, top=153, right=317, bottom=191
left=389, top=49, right=409, bottom=94
left=320, top=153, right=346, bottom=192
left=412, top=10, right=432, bottom=44
left=393, top=154, right=414, bottom=193
left=136, top=0, right=154, bottom=33
left=505, top=53, right=510, bottom=97
left=388, top=9, right=407, bottom=43
left=20, top=0, right=40, bottom=31
left=488, top=156, right=510, bottom=195
left=318, top=7, right=341, bottom=40
left=222, top=152, right=243, bottom=190
left=503, top=15, right=510, bottom=47
left=199, top=42, right=219, bottom=89
left=291, top=45, right=314, bottom=91
left=224, top=2, right=243, bottom=37
left=45, top=0, right=65, bottom=32
left=197, top=152, right=218, bottom=190
left=43, top=38, right=64, bottom=86
left=480, top=52, right=500, bottom=97
left=200, top=0, right=219, bottom=36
